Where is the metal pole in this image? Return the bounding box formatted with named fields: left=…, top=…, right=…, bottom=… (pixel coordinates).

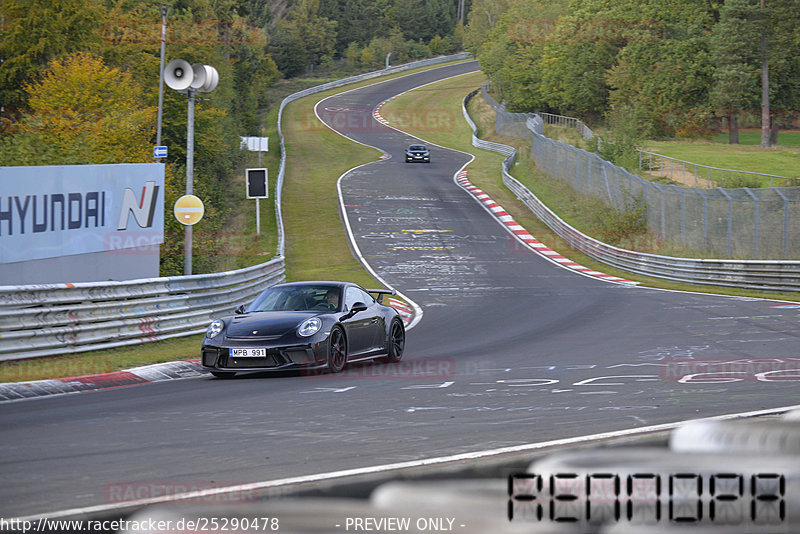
left=678, top=186, right=686, bottom=243
left=184, top=89, right=195, bottom=275
left=256, top=150, right=262, bottom=236
left=743, top=188, right=759, bottom=258
left=156, top=5, right=168, bottom=146
left=775, top=189, right=789, bottom=258
left=719, top=188, right=733, bottom=257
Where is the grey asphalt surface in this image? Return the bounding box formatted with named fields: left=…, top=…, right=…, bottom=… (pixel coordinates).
left=1, top=61, right=799, bottom=519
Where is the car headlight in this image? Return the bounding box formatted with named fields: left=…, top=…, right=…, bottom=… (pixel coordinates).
left=297, top=317, right=322, bottom=337
left=206, top=320, right=224, bottom=339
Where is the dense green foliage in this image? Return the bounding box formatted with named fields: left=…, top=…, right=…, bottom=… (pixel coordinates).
left=466, top=0, right=800, bottom=141
left=0, top=0, right=465, bottom=276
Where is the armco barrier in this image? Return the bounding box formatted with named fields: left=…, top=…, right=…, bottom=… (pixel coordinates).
left=0, top=54, right=468, bottom=362
left=463, top=89, right=800, bottom=292
left=0, top=258, right=285, bottom=361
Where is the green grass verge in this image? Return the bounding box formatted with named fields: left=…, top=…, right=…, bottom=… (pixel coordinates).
left=645, top=139, right=800, bottom=187
left=711, top=130, right=800, bottom=148
left=380, top=71, right=800, bottom=303
left=0, top=60, right=470, bottom=383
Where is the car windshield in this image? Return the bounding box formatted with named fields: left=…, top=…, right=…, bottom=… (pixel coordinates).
left=246, top=285, right=341, bottom=312
left=408, top=145, right=426, bottom=151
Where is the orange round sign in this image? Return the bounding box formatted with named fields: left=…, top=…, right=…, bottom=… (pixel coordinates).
left=173, top=195, right=204, bottom=225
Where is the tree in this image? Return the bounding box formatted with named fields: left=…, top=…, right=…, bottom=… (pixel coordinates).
left=535, top=15, right=619, bottom=117
left=604, top=0, right=717, bottom=138
left=0, top=52, right=155, bottom=165
left=0, top=0, right=104, bottom=117
left=268, top=0, right=337, bottom=77
left=473, top=0, right=568, bottom=112
left=388, top=0, right=457, bottom=43
left=463, top=0, right=511, bottom=55
left=761, top=0, right=800, bottom=146
left=709, top=0, right=761, bottom=143
left=319, top=0, right=392, bottom=54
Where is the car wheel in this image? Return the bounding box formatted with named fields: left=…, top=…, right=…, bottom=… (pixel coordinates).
left=210, top=371, right=235, bottom=379
left=327, top=327, right=347, bottom=373
left=383, top=320, right=405, bottom=363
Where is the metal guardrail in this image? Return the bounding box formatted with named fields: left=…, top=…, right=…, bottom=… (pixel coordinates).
left=463, top=89, right=800, bottom=292
left=0, top=259, right=285, bottom=361
left=638, top=149, right=794, bottom=188
left=538, top=111, right=595, bottom=140
left=0, top=54, right=469, bottom=363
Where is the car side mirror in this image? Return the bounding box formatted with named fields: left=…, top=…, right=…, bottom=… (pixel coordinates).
left=235, top=304, right=247, bottom=314
left=351, top=302, right=368, bottom=313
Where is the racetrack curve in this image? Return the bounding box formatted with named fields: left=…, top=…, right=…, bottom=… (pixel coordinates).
left=1, top=61, right=798, bottom=520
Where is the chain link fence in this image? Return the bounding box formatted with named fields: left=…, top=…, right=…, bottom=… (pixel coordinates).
left=481, top=86, right=800, bottom=260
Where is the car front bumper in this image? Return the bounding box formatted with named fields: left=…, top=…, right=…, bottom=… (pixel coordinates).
left=201, top=339, right=330, bottom=372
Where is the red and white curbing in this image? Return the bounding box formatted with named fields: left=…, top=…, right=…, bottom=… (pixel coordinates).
left=372, top=96, right=398, bottom=125
left=455, top=171, right=636, bottom=285
left=388, top=298, right=413, bottom=326
left=373, top=108, right=390, bottom=125
left=0, top=360, right=209, bottom=403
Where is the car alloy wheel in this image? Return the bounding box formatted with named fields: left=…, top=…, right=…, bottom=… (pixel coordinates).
left=384, top=320, right=405, bottom=363
left=327, top=327, right=347, bottom=373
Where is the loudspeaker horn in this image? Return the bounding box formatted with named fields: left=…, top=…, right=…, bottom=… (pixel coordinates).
left=189, top=64, right=207, bottom=90
left=190, top=64, right=219, bottom=93
left=164, top=59, right=193, bottom=91
left=201, top=66, right=219, bottom=93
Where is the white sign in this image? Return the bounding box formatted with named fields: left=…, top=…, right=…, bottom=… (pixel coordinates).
left=0, top=163, right=165, bottom=264
left=240, top=136, right=269, bottom=152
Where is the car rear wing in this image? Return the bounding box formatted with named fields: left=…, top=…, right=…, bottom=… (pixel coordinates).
left=367, top=288, right=396, bottom=300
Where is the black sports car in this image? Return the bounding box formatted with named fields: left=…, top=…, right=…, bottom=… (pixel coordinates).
left=405, top=144, right=430, bottom=163
left=201, top=281, right=406, bottom=377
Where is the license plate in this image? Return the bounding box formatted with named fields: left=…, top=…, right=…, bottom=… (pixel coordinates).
left=230, top=348, right=266, bottom=358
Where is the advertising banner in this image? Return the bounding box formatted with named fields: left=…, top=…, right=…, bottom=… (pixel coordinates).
left=0, top=163, right=165, bottom=264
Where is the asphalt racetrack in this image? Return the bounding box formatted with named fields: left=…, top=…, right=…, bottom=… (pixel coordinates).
left=1, top=61, right=798, bottom=519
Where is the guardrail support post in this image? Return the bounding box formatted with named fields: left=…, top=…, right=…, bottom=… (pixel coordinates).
left=185, top=89, right=195, bottom=275
left=743, top=188, right=759, bottom=258
left=775, top=189, right=790, bottom=258
left=719, top=188, right=734, bottom=256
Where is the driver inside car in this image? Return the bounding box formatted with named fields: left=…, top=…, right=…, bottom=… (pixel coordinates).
left=319, top=289, right=339, bottom=311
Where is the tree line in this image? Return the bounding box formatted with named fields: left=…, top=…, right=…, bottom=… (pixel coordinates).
left=464, top=0, right=800, bottom=145
left=0, top=0, right=465, bottom=275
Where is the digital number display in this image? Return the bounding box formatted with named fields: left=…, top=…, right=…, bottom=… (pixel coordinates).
left=508, top=473, right=786, bottom=525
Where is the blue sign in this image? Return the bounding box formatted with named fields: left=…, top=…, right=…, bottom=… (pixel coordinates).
left=153, top=145, right=168, bottom=158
